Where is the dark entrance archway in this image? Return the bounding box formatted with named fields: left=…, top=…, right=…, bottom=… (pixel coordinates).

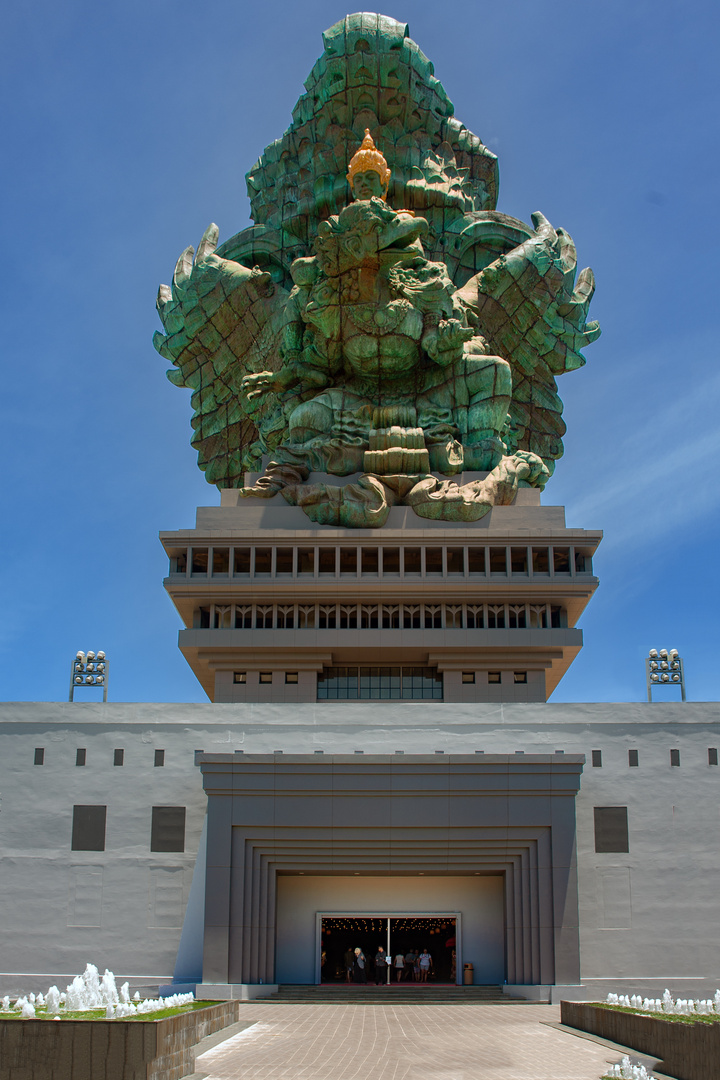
left=320, top=916, right=457, bottom=984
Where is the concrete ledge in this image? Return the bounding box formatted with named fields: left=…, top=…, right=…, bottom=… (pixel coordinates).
left=561, top=1001, right=720, bottom=1080
left=196, top=983, right=278, bottom=1001
left=503, top=984, right=586, bottom=1003
left=0, top=1001, right=239, bottom=1080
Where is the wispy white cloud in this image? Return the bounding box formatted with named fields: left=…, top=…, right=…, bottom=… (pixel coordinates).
left=553, top=330, right=720, bottom=559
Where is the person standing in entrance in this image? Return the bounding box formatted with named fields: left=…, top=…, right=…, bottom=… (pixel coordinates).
left=374, top=946, right=387, bottom=985
left=419, top=948, right=433, bottom=982
left=394, top=951, right=405, bottom=982
left=404, top=949, right=416, bottom=981
left=354, top=947, right=367, bottom=983
left=344, top=946, right=355, bottom=984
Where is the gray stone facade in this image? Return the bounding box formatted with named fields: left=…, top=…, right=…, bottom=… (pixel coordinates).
left=1, top=700, right=718, bottom=1000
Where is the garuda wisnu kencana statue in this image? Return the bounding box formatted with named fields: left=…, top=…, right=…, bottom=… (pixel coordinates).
left=154, top=13, right=599, bottom=528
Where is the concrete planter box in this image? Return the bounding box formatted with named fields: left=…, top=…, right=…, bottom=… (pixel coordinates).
left=561, top=1001, right=720, bottom=1080
left=0, top=1000, right=239, bottom=1080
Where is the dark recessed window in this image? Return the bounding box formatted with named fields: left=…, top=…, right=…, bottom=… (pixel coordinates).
left=446, top=548, right=464, bottom=574
left=670, top=749, right=680, bottom=767
left=489, top=547, right=507, bottom=573
left=340, top=547, right=357, bottom=573
left=594, top=806, right=629, bottom=853
left=510, top=548, right=528, bottom=573
left=709, top=748, right=718, bottom=766
left=113, top=748, right=124, bottom=767
left=285, top=672, right=298, bottom=684
left=276, top=548, right=293, bottom=573
left=233, top=672, right=246, bottom=684
left=383, top=548, right=400, bottom=573
left=318, top=548, right=336, bottom=574
left=154, top=749, right=165, bottom=767
left=191, top=548, right=208, bottom=574
left=628, top=749, right=639, bottom=767
left=488, top=672, right=501, bottom=684
left=34, top=747, right=44, bottom=766
left=254, top=548, right=272, bottom=574
left=298, top=548, right=315, bottom=574
left=468, top=547, right=485, bottom=574
left=591, top=750, right=602, bottom=768
left=72, top=805, right=106, bottom=851
left=150, top=806, right=186, bottom=852
left=462, top=672, right=475, bottom=684
left=259, top=672, right=273, bottom=684
left=76, top=748, right=87, bottom=767
left=233, top=547, right=251, bottom=574
left=361, top=548, right=379, bottom=573
left=425, top=548, right=442, bottom=573
left=532, top=548, right=550, bottom=573
left=513, top=672, right=527, bottom=684
left=211, top=547, right=229, bottom=575
left=404, top=548, right=421, bottom=573
left=317, top=666, right=442, bottom=700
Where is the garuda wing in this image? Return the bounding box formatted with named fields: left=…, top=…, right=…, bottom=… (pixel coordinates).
left=454, top=211, right=600, bottom=474
left=154, top=223, right=289, bottom=487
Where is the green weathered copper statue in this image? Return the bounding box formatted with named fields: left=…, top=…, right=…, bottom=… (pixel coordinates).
left=155, top=13, right=599, bottom=527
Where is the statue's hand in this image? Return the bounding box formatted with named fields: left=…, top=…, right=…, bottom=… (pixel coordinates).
left=511, top=450, right=550, bottom=487
left=241, top=371, right=279, bottom=400
left=428, top=318, right=475, bottom=364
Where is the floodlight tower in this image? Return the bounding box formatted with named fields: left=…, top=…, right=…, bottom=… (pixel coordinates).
left=69, top=650, right=109, bottom=702
left=646, top=648, right=685, bottom=702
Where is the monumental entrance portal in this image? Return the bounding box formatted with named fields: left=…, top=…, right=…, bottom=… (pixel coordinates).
left=156, top=12, right=599, bottom=996
left=196, top=752, right=582, bottom=991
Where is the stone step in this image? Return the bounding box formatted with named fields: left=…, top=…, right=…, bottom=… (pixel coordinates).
left=257, top=984, right=524, bottom=1005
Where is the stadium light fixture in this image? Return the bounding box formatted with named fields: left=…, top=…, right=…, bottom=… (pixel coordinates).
left=646, top=648, right=685, bottom=702
left=69, top=650, right=108, bottom=702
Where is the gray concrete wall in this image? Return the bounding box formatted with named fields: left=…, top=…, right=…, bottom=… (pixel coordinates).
left=0, top=700, right=718, bottom=996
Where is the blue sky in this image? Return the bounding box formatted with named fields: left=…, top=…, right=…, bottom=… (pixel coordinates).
left=2, top=0, right=718, bottom=704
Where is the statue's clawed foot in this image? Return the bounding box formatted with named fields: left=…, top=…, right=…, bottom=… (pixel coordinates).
left=240, top=462, right=308, bottom=499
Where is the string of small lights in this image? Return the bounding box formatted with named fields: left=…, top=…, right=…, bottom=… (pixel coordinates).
left=321, top=916, right=455, bottom=935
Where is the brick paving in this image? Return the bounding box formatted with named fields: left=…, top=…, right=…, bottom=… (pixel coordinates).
left=195, top=1002, right=621, bottom=1080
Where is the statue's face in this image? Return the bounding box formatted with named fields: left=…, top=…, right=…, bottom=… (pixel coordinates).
left=352, top=169, right=385, bottom=201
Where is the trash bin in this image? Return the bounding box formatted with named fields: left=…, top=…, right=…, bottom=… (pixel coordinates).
left=463, top=963, right=473, bottom=985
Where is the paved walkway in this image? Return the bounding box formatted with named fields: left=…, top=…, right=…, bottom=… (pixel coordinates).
left=195, top=1003, right=622, bottom=1080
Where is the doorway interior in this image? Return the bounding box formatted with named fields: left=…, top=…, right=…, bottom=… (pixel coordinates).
left=320, top=915, right=458, bottom=984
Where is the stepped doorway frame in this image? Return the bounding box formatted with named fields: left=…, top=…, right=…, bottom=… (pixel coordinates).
left=315, top=911, right=463, bottom=985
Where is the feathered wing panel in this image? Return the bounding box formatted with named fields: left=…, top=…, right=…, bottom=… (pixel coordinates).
left=154, top=224, right=289, bottom=486
left=454, top=211, right=600, bottom=473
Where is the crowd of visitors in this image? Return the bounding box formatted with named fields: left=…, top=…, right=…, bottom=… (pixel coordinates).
left=343, top=945, right=434, bottom=983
